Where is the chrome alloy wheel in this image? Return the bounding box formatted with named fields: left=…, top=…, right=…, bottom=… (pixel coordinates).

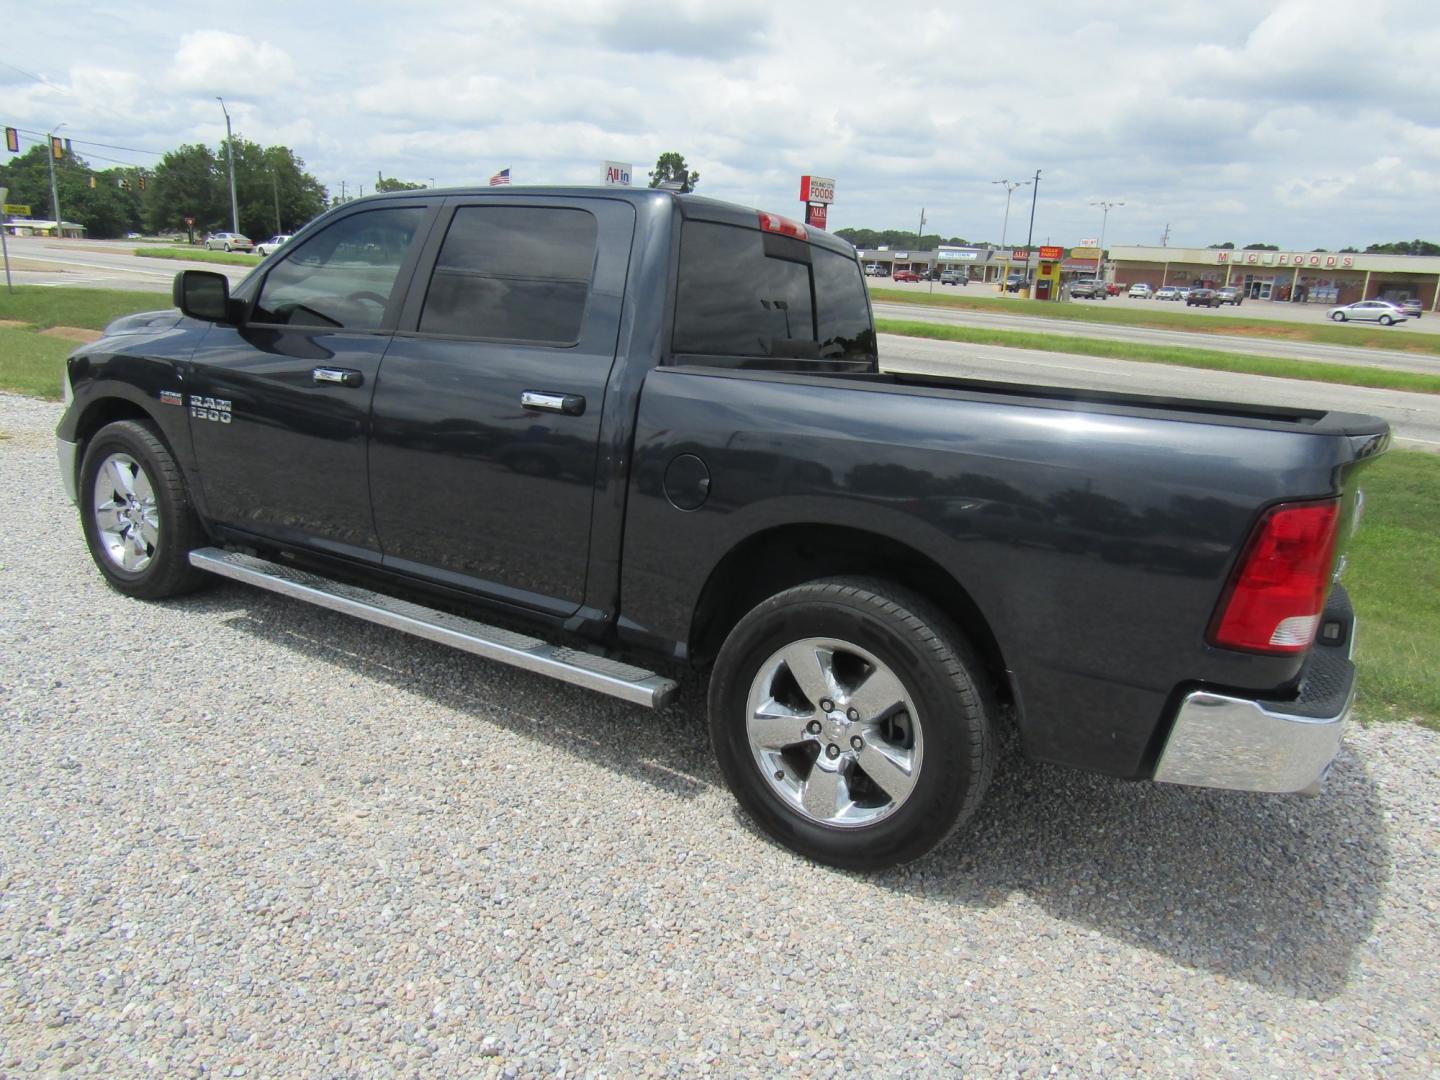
left=745, top=637, right=923, bottom=828
left=91, top=452, right=159, bottom=572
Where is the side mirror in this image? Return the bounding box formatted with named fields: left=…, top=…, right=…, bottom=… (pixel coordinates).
left=172, top=270, right=236, bottom=323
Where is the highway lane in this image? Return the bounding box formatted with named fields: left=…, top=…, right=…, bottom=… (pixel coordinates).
left=872, top=300, right=1440, bottom=375
left=879, top=332, right=1440, bottom=452
left=1, top=236, right=255, bottom=292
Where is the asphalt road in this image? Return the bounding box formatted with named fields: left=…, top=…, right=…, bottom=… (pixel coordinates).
left=879, top=334, right=1440, bottom=451
left=0, top=236, right=255, bottom=292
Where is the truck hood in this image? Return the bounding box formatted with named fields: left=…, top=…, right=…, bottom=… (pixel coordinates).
left=102, top=308, right=184, bottom=336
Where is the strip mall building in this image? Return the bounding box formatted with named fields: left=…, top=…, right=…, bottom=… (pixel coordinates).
left=1107, top=245, right=1440, bottom=310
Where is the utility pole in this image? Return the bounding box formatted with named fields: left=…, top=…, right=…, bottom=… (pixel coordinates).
left=271, top=169, right=282, bottom=234
left=1020, top=169, right=1042, bottom=293
left=47, top=122, right=66, bottom=236
left=917, top=207, right=926, bottom=278
left=1160, top=223, right=1170, bottom=247
left=1091, top=200, right=1123, bottom=288
left=992, top=178, right=1032, bottom=286
left=217, top=97, right=239, bottom=234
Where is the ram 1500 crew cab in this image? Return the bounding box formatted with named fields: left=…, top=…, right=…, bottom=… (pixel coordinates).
left=56, top=187, right=1389, bottom=869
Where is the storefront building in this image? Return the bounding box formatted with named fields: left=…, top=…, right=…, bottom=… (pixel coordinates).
left=1107, top=245, right=1440, bottom=310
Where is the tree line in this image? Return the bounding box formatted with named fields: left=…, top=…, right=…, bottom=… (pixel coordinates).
left=0, top=139, right=329, bottom=240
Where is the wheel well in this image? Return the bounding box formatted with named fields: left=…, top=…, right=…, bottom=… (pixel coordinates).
left=72, top=399, right=181, bottom=490
left=690, top=524, right=1013, bottom=710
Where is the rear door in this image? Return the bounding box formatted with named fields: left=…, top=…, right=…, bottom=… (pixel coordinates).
left=366, top=196, right=635, bottom=616
left=186, top=202, right=433, bottom=561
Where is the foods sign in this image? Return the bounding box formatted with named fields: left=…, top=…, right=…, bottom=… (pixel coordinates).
left=800, top=175, right=836, bottom=204
left=1216, top=249, right=1355, bottom=269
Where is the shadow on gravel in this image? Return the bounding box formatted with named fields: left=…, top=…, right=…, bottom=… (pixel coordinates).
left=877, top=735, right=1390, bottom=1002
left=200, top=584, right=721, bottom=800
left=199, top=584, right=1386, bottom=1003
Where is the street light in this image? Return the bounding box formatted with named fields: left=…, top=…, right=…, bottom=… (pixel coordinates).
left=217, top=97, right=239, bottom=234
left=992, top=178, right=1032, bottom=286
left=428, top=177, right=436, bottom=188
left=47, top=121, right=66, bottom=237
left=1091, top=200, right=1123, bottom=290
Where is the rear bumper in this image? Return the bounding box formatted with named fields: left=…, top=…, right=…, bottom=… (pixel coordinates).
left=1155, top=591, right=1356, bottom=794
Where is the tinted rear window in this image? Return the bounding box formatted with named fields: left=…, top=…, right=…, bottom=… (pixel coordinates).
left=673, top=221, right=875, bottom=363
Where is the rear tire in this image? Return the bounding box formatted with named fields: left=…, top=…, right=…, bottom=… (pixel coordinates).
left=1380, top=315, right=1393, bottom=326
left=708, top=577, right=995, bottom=870
left=79, top=420, right=210, bottom=600
left=1332, top=312, right=1346, bottom=321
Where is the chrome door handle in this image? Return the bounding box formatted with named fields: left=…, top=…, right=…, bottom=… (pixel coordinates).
left=521, top=390, right=586, bottom=416
left=312, top=367, right=363, bottom=387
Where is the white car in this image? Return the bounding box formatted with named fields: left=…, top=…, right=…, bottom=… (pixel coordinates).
left=204, top=232, right=253, bottom=252
left=1327, top=300, right=1407, bottom=326
left=1128, top=283, right=1153, bottom=299
left=255, top=234, right=292, bottom=256
left=1154, top=286, right=1181, bottom=301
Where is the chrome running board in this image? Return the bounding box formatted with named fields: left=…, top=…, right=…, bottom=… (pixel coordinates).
left=188, top=548, right=678, bottom=708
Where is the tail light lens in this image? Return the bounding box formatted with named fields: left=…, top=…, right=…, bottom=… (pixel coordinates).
left=758, top=211, right=807, bottom=240
left=1209, top=499, right=1341, bottom=654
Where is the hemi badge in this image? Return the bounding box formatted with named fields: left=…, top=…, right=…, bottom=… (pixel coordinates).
left=159, top=390, right=183, bottom=406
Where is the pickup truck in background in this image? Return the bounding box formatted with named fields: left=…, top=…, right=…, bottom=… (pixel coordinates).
left=56, top=187, right=1389, bottom=870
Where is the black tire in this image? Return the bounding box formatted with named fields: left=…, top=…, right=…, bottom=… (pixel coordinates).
left=1380, top=315, right=1393, bottom=326
left=1332, top=312, right=1346, bottom=322
left=708, top=577, right=995, bottom=870
left=78, top=420, right=210, bottom=599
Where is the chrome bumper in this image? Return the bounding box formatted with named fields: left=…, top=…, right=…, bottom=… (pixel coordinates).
left=57, top=436, right=79, bottom=505
left=1155, top=606, right=1356, bottom=795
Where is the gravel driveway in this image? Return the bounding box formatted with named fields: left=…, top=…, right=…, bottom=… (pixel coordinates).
left=2, top=392, right=1437, bottom=1077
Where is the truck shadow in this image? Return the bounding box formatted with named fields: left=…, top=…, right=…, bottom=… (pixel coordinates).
left=207, top=586, right=1386, bottom=1003
left=871, top=732, right=1389, bottom=1002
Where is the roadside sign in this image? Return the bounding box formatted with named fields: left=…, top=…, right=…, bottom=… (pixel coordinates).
left=184, top=216, right=195, bottom=225
left=1039, top=245, right=1064, bottom=260
left=1, top=203, right=27, bottom=216
left=799, top=175, right=835, bottom=204
left=603, top=161, right=632, bottom=186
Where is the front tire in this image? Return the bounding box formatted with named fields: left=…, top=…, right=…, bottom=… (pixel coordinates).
left=79, top=420, right=210, bottom=599
left=1380, top=315, right=1394, bottom=326
left=708, top=577, right=995, bottom=870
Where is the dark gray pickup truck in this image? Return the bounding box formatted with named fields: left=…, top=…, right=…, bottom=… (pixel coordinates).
left=56, top=187, right=1389, bottom=869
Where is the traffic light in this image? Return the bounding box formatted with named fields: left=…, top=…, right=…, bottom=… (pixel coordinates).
left=138, top=174, right=146, bottom=191
left=118, top=177, right=130, bottom=191
left=89, top=176, right=96, bottom=189
left=4, top=127, right=17, bottom=153
left=51, top=136, right=63, bottom=160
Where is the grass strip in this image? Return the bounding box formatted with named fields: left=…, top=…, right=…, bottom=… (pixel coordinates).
left=877, top=318, right=1440, bottom=396
left=872, top=287, right=1440, bottom=357
left=0, top=327, right=78, bottom=398
left=1347, top=450, right=1440, bottom=729
left=134, top=246, right=260, bottom=266
left=0, top=286, right=164, bottom=330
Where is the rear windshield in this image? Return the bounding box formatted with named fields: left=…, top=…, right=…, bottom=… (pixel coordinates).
left=673, top=221, right=875, bottom=365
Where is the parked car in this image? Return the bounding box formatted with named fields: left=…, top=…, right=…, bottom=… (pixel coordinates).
left=1173, top=287, right=1191, bottom=302
left=1105, top=282, right=1122, bottom=296
left=1154, top=286, right=1181, bottom=301
left=1005, top=272, right=1027, bottom=292
left=1328, top=300, right=1407, bottom=325
left=255, top=234, right=292, bottom=256
left=940, top=270, right=968, bottom=286
left=892, top=270, right=921, bottom=283
left=204, top=232, right=253, bottom=252
left=1127, top=283, right=1153, bottom=299
left=1186, top=288, right=1220, bottom=307
left=60, top=187, right=1388, bottom=870
left=1216, top=287, right=1244, bottom=306
left=1069, top=279, right=1105, bottom=299
left=1399, top=298, right=1423, bottom=318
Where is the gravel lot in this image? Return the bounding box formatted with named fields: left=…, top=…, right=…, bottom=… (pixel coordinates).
left=2, top=391, right=1437, bottom=1077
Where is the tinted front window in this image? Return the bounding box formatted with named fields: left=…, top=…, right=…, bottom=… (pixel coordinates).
left=419, top=206, right=598, bottom=345
left=673, top=221, right=874, bottom=363
left=253, top=207, right=424, bottom=329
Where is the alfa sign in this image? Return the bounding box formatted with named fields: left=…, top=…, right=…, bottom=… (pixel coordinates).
left=800, top=175, right=835, bottom=204
left=604, top=161, right=632, bottom=186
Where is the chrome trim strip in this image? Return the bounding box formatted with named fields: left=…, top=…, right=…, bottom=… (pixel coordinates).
left=188, top=548, right=677, bottom=709
left=56, top=437, right=79, bottom=505
left=1154, top=676, right=1354, bottom=794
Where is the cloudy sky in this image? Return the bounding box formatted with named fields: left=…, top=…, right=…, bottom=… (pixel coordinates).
left=4, top=0, right=1438, bottom=251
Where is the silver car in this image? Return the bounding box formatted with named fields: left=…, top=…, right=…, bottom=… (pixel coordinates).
left=204, top=232, right=253, bottom=252
left=1327, top=300, right=1407, bottom=325
left=255, top=234, right=292, bottom=256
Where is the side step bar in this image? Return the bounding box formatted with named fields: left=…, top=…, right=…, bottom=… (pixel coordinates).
left=188, top=548, right=679, bottom=709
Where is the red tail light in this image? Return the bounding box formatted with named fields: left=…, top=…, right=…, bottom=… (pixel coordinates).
left=1209, top=499, right=1340, bottom=654
left=758, top=211, right=807, bottom=240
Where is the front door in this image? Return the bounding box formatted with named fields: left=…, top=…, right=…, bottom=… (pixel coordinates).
left=186, top=203, right=432, bottom=560
left=367, top=197, right=635, bottom=616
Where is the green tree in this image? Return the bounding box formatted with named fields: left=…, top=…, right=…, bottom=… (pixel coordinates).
left=375, top=173, right=427, bottom=192
left=1208, top=241, right=1235, bottom=249
left=147, top=143, right=224, bottom=235
left=1364, top=239, right=1440, bottom=256
left=647, top=151, right=699, bottom=191
left=0, top=144, right=139, bottom=237
left=1242, top=242, right=1279, bottom=250
left=145, top=139, right=326, bottom=238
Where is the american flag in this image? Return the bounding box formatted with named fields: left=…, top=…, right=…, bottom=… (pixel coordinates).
left=489, top=168, right=511, bottom=186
